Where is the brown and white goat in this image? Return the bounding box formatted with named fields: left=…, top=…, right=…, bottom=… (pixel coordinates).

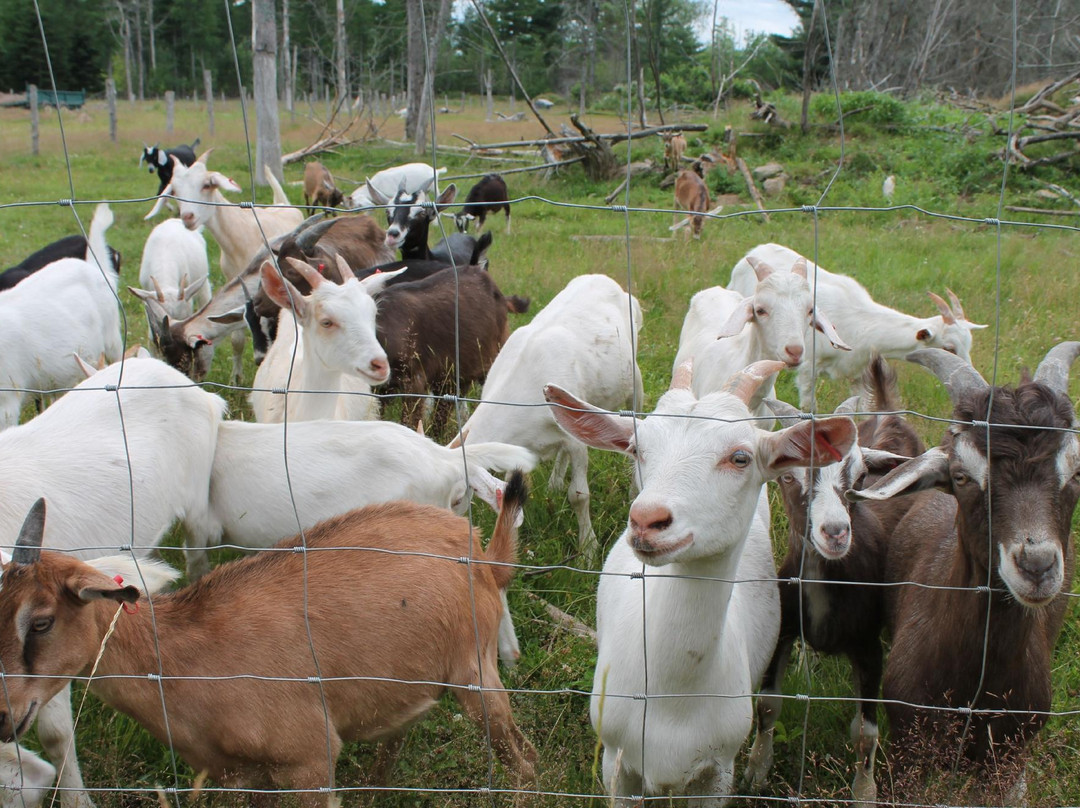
left=848, top=343, right=1080, bottom=795
left=745, top=357, right=922, bottom=805
left=0, top=483, right=536, bottom=806
left=302, top=161, right=344, bottom=212
left=674, top=168, right=710, bottom=238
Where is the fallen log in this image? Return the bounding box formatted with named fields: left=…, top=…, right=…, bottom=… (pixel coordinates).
left=736, top=157, right=770, bottom=221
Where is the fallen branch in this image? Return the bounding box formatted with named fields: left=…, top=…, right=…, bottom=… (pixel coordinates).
left=1018, top=69, right=1080, bottom=114
left=735, top=158, right=770, bottom=222
left=525, top=592, right=597, bottom=640
left=571, top=235, right=675, bottom=242
left=604, top=159, right=656, bottom=204
left=443, top=156, right=584, bottom=184
left=467, top=123, right=708, bottom=152
left=1005, top=205, right=1080, bottom=217
left=669, top=203, right=724, bottom=232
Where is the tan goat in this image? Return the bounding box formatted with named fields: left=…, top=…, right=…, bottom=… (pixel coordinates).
left=662, top=131, right=687, bottom=172
left=302, top=161, right=344, bottom=211
left=674, top=168, right=711, bottom=238
left=0, top=484, right=536, bottom=806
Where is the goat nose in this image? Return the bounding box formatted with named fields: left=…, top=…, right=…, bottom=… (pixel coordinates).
left=369, top=358, right=389, bottom=379
left=629, top=503, right=673, bottom=537
left=822, top=523, right=849, bottom=542
left=1018, top=540, right=1057, bottom=578
left=784, top=344, right=804, bottom=364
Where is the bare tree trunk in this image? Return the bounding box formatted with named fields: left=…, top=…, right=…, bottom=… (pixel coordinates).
left=282, top=0, right=293, bottom=111
left=134, top=0, right=145, bottom=100
left=148, top=0, right=156, bottom=71
left=483, top=68, right=493, bottom=121
left=414, top=0, right=451, bottom=154
left=800, top=0, right=821, bottom=134
left=335, top=0, right=347, bottom=104
left=252, top=0, right=282, bottom=185
left=405, top=0, right=424, bottom=139
left=119, top=4, right=135, bottom=102
left=204, top=69, right=214, bottom=136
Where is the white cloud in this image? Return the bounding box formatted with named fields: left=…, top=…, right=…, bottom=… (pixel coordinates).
left=713, top=0, right=800, bottom=44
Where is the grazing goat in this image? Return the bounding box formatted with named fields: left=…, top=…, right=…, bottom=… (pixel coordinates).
left=0, top=482, right=537, bottom=806
left=546, top=360, right=856, bottom=806
left=847, top=344, right=1080, bottom=796
left=728, top=243, right=987, bottom=408
left=454, top=174, right=511, bottom=234
left=250, top=257, right=403, bottom=423
left=451, top=274, right=644, bottom=566
left=0, top=204, right=122, bottom=428
left=0, top=236, right=120, bottom=292
left=144, top=151, right=304, bottom=381
left=344, top=162, right=447, bottom=210
left=745, top=358, right=923, bottom=806
left=662, top=131, right=687, bottom=172
left=673, top=168, right=710, bottom=238
left=128, top=218, right=211, bottom=321
left=673, top=253, right=849, bottom=414
left=302, top=160, right=344, bottom=211
left=139, top=138, right=199, bottom=195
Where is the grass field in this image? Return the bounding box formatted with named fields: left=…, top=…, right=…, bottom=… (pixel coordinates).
left=0, top=92, right=1078, bottom=807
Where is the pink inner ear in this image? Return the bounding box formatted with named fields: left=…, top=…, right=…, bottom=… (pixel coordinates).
left=815, top=431, right=843, bottom=462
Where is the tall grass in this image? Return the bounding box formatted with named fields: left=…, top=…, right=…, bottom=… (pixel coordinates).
left=0, top=95, right=1077, bottom=806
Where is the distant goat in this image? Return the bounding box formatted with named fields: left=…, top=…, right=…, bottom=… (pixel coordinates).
left=302, top=161, right=344, bottom=211
left=344, top=162, right=447, bottom=210
left=0, top=483, right=537, bottom=804
left=455, top=174, right=511, bottom=234
left=673, top=168, right=710, bottom=238
left=662, top=131, right=687, bottom=172
left=139, top=138, right=199, bottom=195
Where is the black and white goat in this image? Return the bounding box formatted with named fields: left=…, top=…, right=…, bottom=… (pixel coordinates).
left=0, top=236, right=120, bottom=292
left=139, top=138, right=200, bottom=195
left=454, top=173, right=511, bottom=234
left=367, top=180, right=483, bottom=267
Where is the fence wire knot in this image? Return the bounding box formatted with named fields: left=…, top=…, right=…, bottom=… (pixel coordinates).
left=271, top=387, right=287, bottom=395
left=984, top=217, right=1001, bottom=226
left=801, top=205, right=818, bottom=215
left=795, top=693, right=810, bottom=702
left=610, top=205, right=628, bottom=213
left=971, top=420, right=989, bottom=428
left=976, top=585, right=992, bottom=595
left=457, top=556, right=470, bottom=565
left=630, top=571, right=645, bottom=580
left=291, top=545, right=306, bottom=554
left=147, top=673, right=161, bottom=681
left=441, top=393, right=457, bottom=402
left=467, top=683, right=482, bottom=692
left=618, top=409, right=635, bottom=418
left=307, top=676, right=320, bottom=684
left=239, top=201, right=254, bottom=210
left=57, top=198, right=73, bottom=207
left=105, top=384, right=118, bottom=392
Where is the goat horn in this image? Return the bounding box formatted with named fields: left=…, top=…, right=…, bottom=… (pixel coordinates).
left=834, top=395, right=861, bottom=415
left=721, top=360, right=787, bottom=406
left=907, top=349, right=988, bottom=404
left=195, top=147, right=214, bottom=165
left=745, top=255, right=774, bottom=282
left=178, top=274, right=189, bottom=300
left=945, top=288, right=967, bottom=321
left=790, top=257, right=808, bottom=279
left=333, top=254, right=354, bottom=284
left=670, top=359, right=693, bottom=391
left=150, top=275, right=165, bottom=302
left=12, top=498, right=46, bottom=565
left=1033, top=341, right=1080, bottom=396
left=927, top=291, right=956, bottom=325
left=284, top=257, right=323, bottom=289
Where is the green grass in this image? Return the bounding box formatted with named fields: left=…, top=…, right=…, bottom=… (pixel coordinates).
left=0, top=93, right=1079, bottom=807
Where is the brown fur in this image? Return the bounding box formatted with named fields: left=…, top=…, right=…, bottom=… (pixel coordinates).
left=0, top=493, right=533, bottom=806
left=302, top=161, right=344, bottom=211
left=663, top=132, right=687, bottom=172
left=674, top=169, right=710, bottom=238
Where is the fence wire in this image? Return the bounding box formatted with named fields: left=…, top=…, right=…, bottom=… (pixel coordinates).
left=0, top=0, right=1077, bottom=806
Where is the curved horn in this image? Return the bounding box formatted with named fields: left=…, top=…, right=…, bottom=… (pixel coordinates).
left=670, top=359, right=693, bottom=391
left=906, top=349, right=988, bottom=404
left=745, top=255, right=774, bottom=282
left=150, top=275, right=166, bottom=302
left=945, top=288, right=967, bottom=321
left=333, top=254, right=354, bottom=284
left=927, top=291, right=956, bottom=325
left=284, top=257, right=324, bottom=290
left=294, top=216, right=336, bottom=251
left=12, top=498, right=46, bottom=565
left=721, top=360, right=787, bottom=406
left=195, top=147, right=214, bottom=165
left=1033, top=341, right=1080, bottom=396
left=790, top=256, right=808, bottom=279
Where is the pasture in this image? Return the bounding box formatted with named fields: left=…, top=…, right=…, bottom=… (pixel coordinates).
left=0, top=93, right=1078, bottom=806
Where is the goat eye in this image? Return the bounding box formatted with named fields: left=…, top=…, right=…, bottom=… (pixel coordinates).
left=29, top=617, right=53, bottom=635
left=779, top=472, right=795, bottom=484
left=731, top=450, right=752, bottom=468
left=952, top=471, right=969, bottom=486
left=320, top=319, right=334, bottom=329
left=755, top=307, right=767, bottom=317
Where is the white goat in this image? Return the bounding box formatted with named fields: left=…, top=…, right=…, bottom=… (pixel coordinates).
left=546, top=360, right=856, bottom=805
left=344, top=162, right=447, bottom=210
left=183, top=418, right=537, bottom=662
left=144, top=151, right=304, bottom=381
left=129, top=218, right=212, bottom=321
left=452, top=274, right=644, bottom=566
left=0, top=204, right=121, bottom=429
left=674, top=254, right=849, bottom=414
left=249, top=257, right=404, bottom=423
left=728, top=243, right=987, bottom=407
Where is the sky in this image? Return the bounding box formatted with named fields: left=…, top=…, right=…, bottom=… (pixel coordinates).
left=711, top=0, right=801, bottom=43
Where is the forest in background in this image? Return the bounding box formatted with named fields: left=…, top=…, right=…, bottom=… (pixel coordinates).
left=3, top=0, right=1080, bottom=109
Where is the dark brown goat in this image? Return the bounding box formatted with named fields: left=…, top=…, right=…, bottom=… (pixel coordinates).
left=849, top=343, right=1080, bottom=796
left=0, top=480, right=536, bottom=806
left=745, top=358, right=923, bottom=804
left=302, top=161, right=344, bottom=211
left=455, top=174, right=511, bottom=234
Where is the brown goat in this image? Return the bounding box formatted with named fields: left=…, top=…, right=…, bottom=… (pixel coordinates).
left=662, top=131, right=687, bottom=172
left=849, top=343, right=1080, bottom=797
left=302, top=161, right=344, bottom=212
left=0, top=482, right=536, bottom=806
left=674, top=169, right=710, bottom=238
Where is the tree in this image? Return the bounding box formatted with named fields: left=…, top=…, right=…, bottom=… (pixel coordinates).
left=252, top=0, right=281, bottom=185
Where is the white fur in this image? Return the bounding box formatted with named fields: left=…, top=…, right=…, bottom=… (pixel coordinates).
left=729, top=243, right=985, bottom=408
left=133, top=218, right=212, bottom=320
left=344, top=163, right=447, bottom=210
left=0, top=205, right=121, bottom=429
left=549, top=378, right=854, bottom=804
left=455, top=274, right=644, bottom=565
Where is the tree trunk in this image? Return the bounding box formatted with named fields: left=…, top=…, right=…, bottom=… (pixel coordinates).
left=405, top=0, right=424, bottom=140
left=120, top=5, right=135, bottom=102
left=335, top=0, right=347, bottom=104
left=252, top=0, right=282, bottom=185
left=414, top=0, right=452, bottom=154
left=800, top=0, right=821, bottom=134
left=148, top=0, right=156, bottom=71
left=282, top=0, right=292, bottom=111
left=134, top=0, right=145, bottom=100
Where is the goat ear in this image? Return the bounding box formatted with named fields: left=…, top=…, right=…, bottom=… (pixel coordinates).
left=861, top=448, right=912, bottom=473
left=761, top=416, right=857, bottom=474
left=127, top=285, right=157, bottom=304
left=69, top=571, right=140, bottom=606
left=715, top=297, right=754, bottom=339
left=182, top=275, right=208, bottom=301
left=261, top=261, right=308, bottom=318
left=158, top=150, right=168, bottom=167
left=469, top=467, right=502, bottom=512
left=207, top=307, right=246, bottom=325
left=916, top=328, right=933, bottom=342
left=436, top=183, right=458, bottom=207
left=366, top=180, right=389, bottom=206
left=136, top=292, right=171, bottom=333
left=359, top=267, right=407, bottom=296
left=143, top=183, right=173, bottom=220
left=813, top=309, right=852, bottom=351
left=73, top=353, right=98, bottom=379
left=209, top=172, right=242, bottom=193
left=846, top=447, right=950, bottom=502
left=544, top=384, right=635, bottom=455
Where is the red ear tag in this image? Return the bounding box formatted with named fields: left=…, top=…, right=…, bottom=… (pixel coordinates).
left=194, top=334, right=213, bottom=346
left=374, top=269, right=382, bottom=274
left=113, top=575, right=124, bottom=585
left=318, top=264, right=325, bottom=271
left=114, top=574, right=139, bottom=614
left=814, top=431, right=844, bottom=463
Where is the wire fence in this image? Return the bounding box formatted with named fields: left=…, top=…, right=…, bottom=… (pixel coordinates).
left=0, top=0, right=1078, bottom=806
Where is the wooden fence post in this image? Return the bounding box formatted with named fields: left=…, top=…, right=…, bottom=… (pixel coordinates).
left=106, top=78, right=117, bottom=142
left=165, top=90, right=175, bottom=133
left=204, top=70, right=215, bottom=136
left=29, top=84, right=39, bottom=156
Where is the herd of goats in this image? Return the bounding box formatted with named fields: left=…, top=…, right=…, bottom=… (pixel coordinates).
left=0, top=137, right=1075, bottom=808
